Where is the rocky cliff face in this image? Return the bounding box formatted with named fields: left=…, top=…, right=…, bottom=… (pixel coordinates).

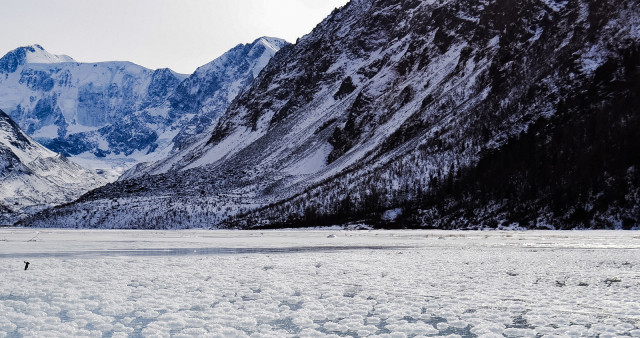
left=0, top=109, right=107, bottom=224
left=21, top=0, right=640, bottom=229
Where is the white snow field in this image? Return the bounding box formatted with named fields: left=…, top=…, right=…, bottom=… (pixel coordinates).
left=0, top=229, right=639, bottom=338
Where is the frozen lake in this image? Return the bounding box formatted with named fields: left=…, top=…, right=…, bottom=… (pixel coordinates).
left=1, top=229, right=639, bottom=337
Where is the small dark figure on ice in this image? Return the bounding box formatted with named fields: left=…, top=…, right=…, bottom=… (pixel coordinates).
left=24, top=261, right=29, bottom=270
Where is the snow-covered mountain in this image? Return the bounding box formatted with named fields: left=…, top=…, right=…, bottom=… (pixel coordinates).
left=121, top=37, right=289, bottom=179
left=0, top=109, right=107, bottom=224
left=0, top=44, right=74, bottom=71
left=22, top=0, right=640, bottom=229
left=169, top=37, right=289, bottom=151
left=0, top=44, right=185, bottom=177
left=0, top=39, right=287, bottom=178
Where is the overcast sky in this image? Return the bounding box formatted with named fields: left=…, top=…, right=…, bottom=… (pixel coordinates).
left=0, top=0, right=349, bottom=74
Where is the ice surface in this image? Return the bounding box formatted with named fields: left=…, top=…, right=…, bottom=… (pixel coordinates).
left=0, top=230, right=639, bottom=337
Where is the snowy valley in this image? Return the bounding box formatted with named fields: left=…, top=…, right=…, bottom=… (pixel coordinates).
left=1, top=1, right=640, bottom=337
left=16, top=0, right=640, bottom=230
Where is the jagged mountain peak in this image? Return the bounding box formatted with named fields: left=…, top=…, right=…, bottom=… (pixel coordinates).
left=254, top=36, right=289, bottom=52
left=0, top=109, right=35, bottom=159
left=116, top=37, right=290, bottom=180
left=22, top=44, right=76, bottom=64
left=134, top=36, right=290, bottom=159
left=0, top=44, right=75, bottom=73
left=193, top=37, right=288, bottom=76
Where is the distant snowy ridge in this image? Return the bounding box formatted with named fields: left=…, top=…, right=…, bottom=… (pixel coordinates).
left=0, top=45, right=186, bottom=177
left=0, top=109, right=107, bottom=224
left=0, top=38, right=287, bottom=178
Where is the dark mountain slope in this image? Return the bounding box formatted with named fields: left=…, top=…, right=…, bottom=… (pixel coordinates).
left=225, top=0, right=640, bottom=230
left=407, top=45, right=640, bottom=229
left=244, top=44, right=640, bottom=229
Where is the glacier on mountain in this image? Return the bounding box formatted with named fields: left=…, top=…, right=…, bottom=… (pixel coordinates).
left=0, top=38, right=287, bottom=178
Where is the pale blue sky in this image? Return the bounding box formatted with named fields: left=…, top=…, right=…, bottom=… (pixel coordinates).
left=0, top=0, right=349, bottom=74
